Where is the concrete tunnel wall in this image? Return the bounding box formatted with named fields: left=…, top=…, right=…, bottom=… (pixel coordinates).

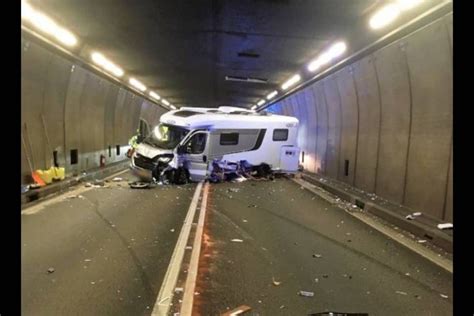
left=21, top=37, right=168, bottom=184
left=268, top=13, right=453, bottom=222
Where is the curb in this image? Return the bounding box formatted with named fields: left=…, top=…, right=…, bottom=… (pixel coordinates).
left=300, top=173, right=453, bottom=253
left=21, top=160, right=130, bottom=206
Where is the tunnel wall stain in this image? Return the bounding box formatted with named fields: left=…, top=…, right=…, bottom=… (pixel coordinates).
left=267, top=13, right=453, bottom=221
left=21, top=38, right=167, bottom=184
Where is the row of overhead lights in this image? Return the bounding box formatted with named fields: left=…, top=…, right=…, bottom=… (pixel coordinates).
left=21, top=0, right=176, bottom=110
left=252, top=0, right=425, bottom=110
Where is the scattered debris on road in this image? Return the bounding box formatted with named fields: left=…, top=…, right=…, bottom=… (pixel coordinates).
left=170, top=229, right=175, bottom=232
left=231, top=239, right=243, bottom=243
left=129, top=181, right=150, bottom=189
left=312, top=254, right=322, bottom=258
left=437, top=223, right=453, bottom=230
left=47, top=267, right=55, bottom=274
left=220, top=305, right=252, bottom=316
left=242, top=219, right=248, bottom=223
left=298, top=290, right=314, bottom=297
left=417, top=240, right=427, bottom=244
left=112, top=177, right=123, bottom=182
left=440, top=294, right=449, bottom=299
left=272, top=277, right=282, bottom=286
left=395, top=291, right=408, bottom=295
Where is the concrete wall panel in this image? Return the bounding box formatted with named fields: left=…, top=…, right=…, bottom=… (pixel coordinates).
left=302, top=88, right=318, bottom=173
left=353, top=56, right=381, bottom=193
left=323, top=77, right=342, bottom=179
left=404, top=20, right=453, bottom=219
left=374, top=43, right=411, bottom=203
left=311, top=83, right=328, bottom=174
left=335, top=68, right=358, bottom=185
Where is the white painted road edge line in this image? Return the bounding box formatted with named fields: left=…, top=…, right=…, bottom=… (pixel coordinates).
left=180, top=182, right=209, bottom=316
left=293, top=178, right=453, bottom=274
left=152, top=182, right=203, bottom=316
left=21, top=169, right=130, bottom=215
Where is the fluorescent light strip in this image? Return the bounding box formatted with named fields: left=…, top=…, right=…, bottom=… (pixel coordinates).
left=307, top=41, right=347, bottom=72
left=149, top=91, right=161, bottom=100
left=251, top=105, right=257, bottom=110
left=266, top=90, right=278, bottom=100
left=162, top=99, right=170, bottom=106
left=281, top=74, right=301, bottom=90
left=21, top=1, right=77, bottom=47
left=257, top=99, right=265, bottom=106
left=369, top=4, right=401, bottom=29
left=129, top=78, right=146, bottom=92
left=91, top=52, right=124, bottom=77
left=170, top=105, right=177, bottom=110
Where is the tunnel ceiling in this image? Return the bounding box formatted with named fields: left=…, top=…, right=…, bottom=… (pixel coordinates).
left=28, top=0, right=438, bottom=108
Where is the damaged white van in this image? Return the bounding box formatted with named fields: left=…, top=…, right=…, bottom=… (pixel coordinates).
left=130, top=106, right=300, bottom=183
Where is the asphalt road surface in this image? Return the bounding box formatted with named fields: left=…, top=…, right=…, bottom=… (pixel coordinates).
left=21, top=171, right=196, bottom=316
left=194, top=178, right=452, bottom=316
left=21, top=172, right=452, bottom=315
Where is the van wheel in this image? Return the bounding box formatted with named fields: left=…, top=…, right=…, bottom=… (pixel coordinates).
left=173, top=167, right=189, bottom=184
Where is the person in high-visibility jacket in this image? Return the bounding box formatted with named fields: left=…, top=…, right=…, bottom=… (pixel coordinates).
left=127, top=129, right=140, bottom=158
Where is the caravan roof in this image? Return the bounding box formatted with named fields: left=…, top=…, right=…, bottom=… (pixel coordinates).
left=159, top=106, right=298, bottom=130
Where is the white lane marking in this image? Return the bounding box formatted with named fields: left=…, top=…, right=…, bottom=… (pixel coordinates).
left=152, top=182, right=204, bottom=316
left=180, top=182, right=209, bottom=316
left=293, top=178, right=453, bottom=274
left=22, top=169, right=129, bottom=215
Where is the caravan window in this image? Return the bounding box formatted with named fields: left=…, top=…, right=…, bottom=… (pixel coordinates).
left=184, top=133, right=207, bottom=154
left=220, top=133, right=239, bottom=145
left=273, top=129, right=288, bottom=141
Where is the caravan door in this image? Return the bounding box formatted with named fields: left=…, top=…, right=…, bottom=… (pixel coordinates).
left=180, top=131, right=209, bottom=181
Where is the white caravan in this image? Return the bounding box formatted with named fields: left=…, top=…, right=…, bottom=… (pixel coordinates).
left=130, top=106, right=300, bottom=183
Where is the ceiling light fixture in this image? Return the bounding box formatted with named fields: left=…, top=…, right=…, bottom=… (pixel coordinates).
left=162, top=99, right=170, bottom=106
left=21, top=1, right=78, bottom=47
left=369, top=4, right=401, bottom=29
left=91, top=52, right=124, bottom=77
left=266, top=90, right=278, bottom=100
left=251, top=105, right=257, bottom=110
left=281, top=74, right=301, bottom=90
left=170, top=105, right=177, bottom=110
left=257, top=99, right=266, bottom=106
left=129, top=78, right=146, bottom=92
left=307, top=41, right=347, bottom=72
left=149, top=91, right=161, bottom=100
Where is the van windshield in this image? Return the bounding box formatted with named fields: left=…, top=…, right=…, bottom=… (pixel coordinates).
left=143, top=123, right=189, bottom=150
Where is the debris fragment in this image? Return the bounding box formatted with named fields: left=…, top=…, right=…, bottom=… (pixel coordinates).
left=440, top=294, right=448, bottom=299
left=112, top=177, right=123, bottom=182
left=312, top=254, right=322, bottom=258
left=417, top=240, right=427, bottom=244
left=279, top=305, right=285, bottom=309
left=84, top=259, right=92, bottom=262
left=170, top=229, right=175, bottom=232
left=247, top=204, right=257, bottom=208
left=242, top=219, right=248, bottom=223
left=437, top=223, right=453, bottom=230
left=298, top=290, right=314, bottom=297
left=395, top=291, right=408, bottom=295
left=220, top=305, right=252, bottom=316
left=314, top=278, right=319, bottom=283
left=47, top=267, right=55, bottom=274
left=175, top=287, right=183, bottom=293
left=129, top=181, right=150, bottom=189
left=231, top=239, right=243, bottom=243
left=272, top=277, right=281, bottom=286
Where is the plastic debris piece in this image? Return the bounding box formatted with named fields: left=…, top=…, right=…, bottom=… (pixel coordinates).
left=417, top=240, right=427, bottom=244
left=314, top=278, right=319, bottom=283
left=175, top=287, right=184, bottom=293
left=413, top=212, right=422, bottom=216
left=405, top=215, right=415, bottom=220
left=440, top=294, right=448, bottom=299
left=272, top=277, right=281, bottom=286
left=396, top=291, right=407, bottom=295
left=437, top=223, right=453, bottom=230
left=279, top=305, right=285, bottom=309
left=231, top=239, right=243, bottom=243
left=312, top=254, right=322, bottom=258
left=242, top=219, right=248, bottom=223
left=220, top=305, right=252, bottom=316
left=84, top=259, right=92, bottom=262
left=298, top=290, right=314, bottom=297
left=47, top=267, right=55, bottom=274
left=112, top=177, right=123, bottom=182
left=170, top=229, right=175, bottom=232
